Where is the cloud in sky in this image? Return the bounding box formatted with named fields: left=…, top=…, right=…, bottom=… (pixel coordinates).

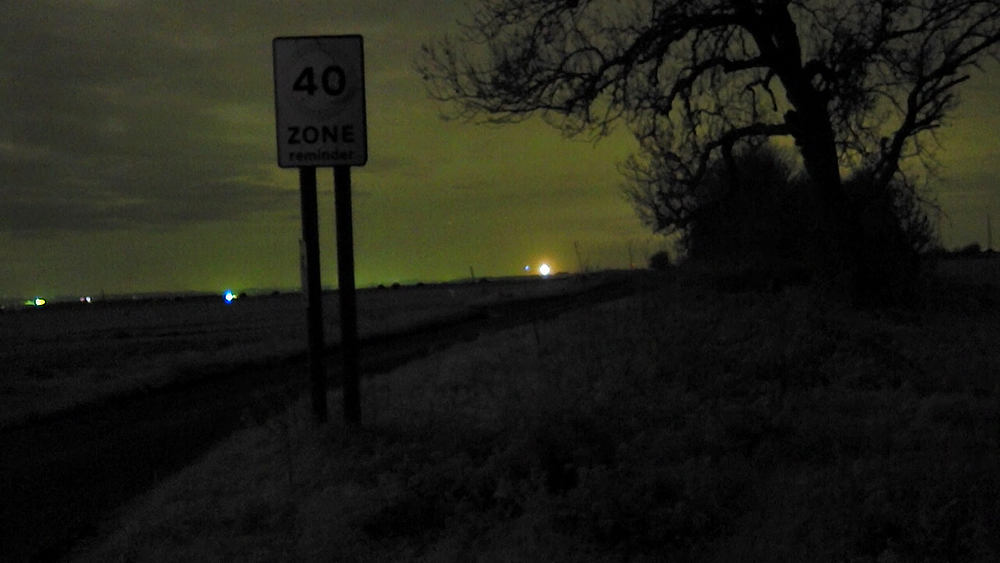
left=0, top=0, right=650, bottom=296
left=0, top=1, right=997, bottom=297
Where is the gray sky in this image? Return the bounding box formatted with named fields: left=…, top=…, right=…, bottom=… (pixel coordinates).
left=1, top=1, right=997, bottom=298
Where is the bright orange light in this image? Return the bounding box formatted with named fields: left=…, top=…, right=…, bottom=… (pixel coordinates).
left=539, top=263, right=551, bottom=276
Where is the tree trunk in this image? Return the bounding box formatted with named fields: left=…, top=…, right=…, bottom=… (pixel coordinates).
left=788, top=105, right=869, bottom=302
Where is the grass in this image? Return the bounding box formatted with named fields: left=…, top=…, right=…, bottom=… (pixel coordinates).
left=71, top=266, right=1000, bottom=561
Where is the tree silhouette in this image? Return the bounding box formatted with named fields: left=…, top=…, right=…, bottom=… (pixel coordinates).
left=676, top=143, right=807, bottom=265
left=419, top=0, right=998, bottom=297
left=669, top=142, right=938, bottom=298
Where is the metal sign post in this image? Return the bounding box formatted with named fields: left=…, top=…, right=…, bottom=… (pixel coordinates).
left=298, top=166, right=328, bottom=423
left=274, top=35, right=367, bottom=425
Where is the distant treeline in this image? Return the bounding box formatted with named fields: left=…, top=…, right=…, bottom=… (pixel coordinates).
left=930, top=243, right=998, bottom=259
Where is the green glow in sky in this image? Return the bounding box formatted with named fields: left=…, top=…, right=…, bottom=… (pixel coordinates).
left=0, top=1, right=997, bottom=298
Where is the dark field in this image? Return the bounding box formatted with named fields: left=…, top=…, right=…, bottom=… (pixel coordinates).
left=5, top=261, right=1000, bottom=561
left=1, top=274, right=622, bottom=561
left=0, top=277, right=587, bottom=429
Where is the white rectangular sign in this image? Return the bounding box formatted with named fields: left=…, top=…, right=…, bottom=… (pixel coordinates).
left=273, top=35, right=367, bottom=167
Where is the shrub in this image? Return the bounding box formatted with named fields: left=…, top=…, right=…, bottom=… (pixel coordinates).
left=845, top=171, right=938, bottom=305
left=648, top=250, right=672, bottom=271
left=682, top=144, right=820, bottom=290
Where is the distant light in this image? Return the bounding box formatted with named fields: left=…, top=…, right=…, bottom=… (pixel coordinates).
left=30, top=297, right=46, bottom=307
left=223, top=290, right=238, bottom=304
left=524, top=265, right=531, bottom=272
left=80, top=296, right=92, bottom=304
left=539, top=263, right=551, bottom=276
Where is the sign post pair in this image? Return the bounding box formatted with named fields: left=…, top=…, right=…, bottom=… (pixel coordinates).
left=273, top=35, right=366, bottom=425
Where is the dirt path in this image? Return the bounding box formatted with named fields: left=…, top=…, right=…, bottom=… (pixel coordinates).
left=0, top=276, right=638, bottom=561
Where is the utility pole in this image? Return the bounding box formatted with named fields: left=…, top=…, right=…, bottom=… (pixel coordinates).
left=988, top=213, right=993, bottom=252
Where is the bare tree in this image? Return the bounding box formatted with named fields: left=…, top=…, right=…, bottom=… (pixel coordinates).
left=419, top=0, right=999, bottom=292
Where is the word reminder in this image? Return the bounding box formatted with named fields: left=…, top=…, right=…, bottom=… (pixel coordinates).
left=273, top=35, right=367, bottom=167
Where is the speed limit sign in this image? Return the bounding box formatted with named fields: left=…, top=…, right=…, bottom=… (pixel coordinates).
left=273, top=35, right=367, bottom=167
